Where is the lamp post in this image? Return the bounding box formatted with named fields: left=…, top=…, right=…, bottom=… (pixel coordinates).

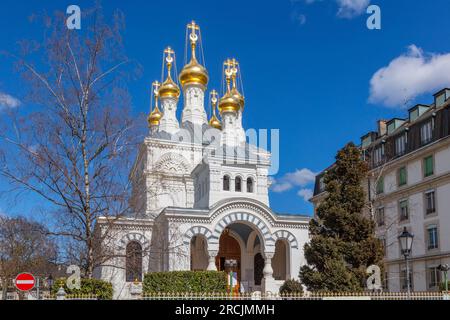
left=398, top=227, right=414, bottom=298
left=46, top=274, right=54, bottom=298
left=438, top=264, right=449, bottom=295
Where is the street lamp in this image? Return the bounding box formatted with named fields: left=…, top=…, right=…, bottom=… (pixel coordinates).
left=438, top=264, right=449, bottom=294
left=46, top=274, right=54, bottom=295
left=398, top=227, right=414, bottom=297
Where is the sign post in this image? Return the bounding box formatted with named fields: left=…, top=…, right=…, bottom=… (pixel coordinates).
left=15, top=273, right=36, bottom=292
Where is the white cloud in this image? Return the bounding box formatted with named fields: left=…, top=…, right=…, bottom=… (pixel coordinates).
left=291, top=11, right=307, bottom=25
left=0, top=92, right=21, bottom=109
left=297, top=188, right=313, bottom=202
left=271, top=168, right=316, bottom=193
left=336, top=0, right=370, bottom=18
left=369, top=45, right=450, bottom=107
left=271, top=181, right=293, bottom=193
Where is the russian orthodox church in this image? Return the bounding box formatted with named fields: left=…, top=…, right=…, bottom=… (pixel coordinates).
left=96, top=21, right=310, bottom=299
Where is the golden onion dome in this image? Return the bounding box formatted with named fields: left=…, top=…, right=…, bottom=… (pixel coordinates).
left=148, top=81, right=163, bottom=128
left=209, top=90, right=222, bottom=130
left=159, top=47, right=181, bottom=99
left=159, top=74, right=180, bottom=99
left=219, top=62, right=240, bottom=114
left=218, top=91, right=240, bottom=114
left=148, top=106, right=163, bottom=127
left=209, top=114, right=222, bottom=130
left=179, top=57, right=209, bottom=89
left=230, top=59, right=245, bottom=109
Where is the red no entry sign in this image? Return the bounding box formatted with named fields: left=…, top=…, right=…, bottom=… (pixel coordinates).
left=15, top=273, right=36, bottom=291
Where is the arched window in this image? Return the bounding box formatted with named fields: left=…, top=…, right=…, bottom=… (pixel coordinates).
left=247, top=177, right=254, bottom=193
left=235, top=176, right=242, bottom=192
left=223, top=175, right=230, bottom=191
left=126, top=241, right=142, bottom=282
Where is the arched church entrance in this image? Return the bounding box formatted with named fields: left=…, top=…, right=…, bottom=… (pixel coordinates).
left=216, top=228, right=241, bottom=289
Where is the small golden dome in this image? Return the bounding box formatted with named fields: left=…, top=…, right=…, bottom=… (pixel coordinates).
left=159, top=75, right=180, bottom=99
left=148, top=106, right=163, bottom=127
left=218, top=91, right=240, bottom=114
left=218, top=60, right=240, bottom=114
left=159, top=47, right=181, bottom=99
left=148, top=81, right=163, bottom=127
left=209, top=114, right=222, bottom=130
left=179, top=57, right=209, bottom=89
left=230, top=58, right=245, bottom=109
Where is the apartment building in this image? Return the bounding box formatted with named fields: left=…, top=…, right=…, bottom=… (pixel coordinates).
left=310, top=88, right=450, bottom=292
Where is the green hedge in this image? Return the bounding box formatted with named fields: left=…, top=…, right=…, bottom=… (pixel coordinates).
left=52, top=278, right=113, bottom=300
left=143, top=271, right=228, bottom=293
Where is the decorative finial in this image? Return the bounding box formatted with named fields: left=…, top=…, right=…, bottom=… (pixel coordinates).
left=164, top=47, right=175, bottom=76
left=211, top=90, right=218, bottom=115
left=209, top=89, right=222, bottom=130
left=153, top=81, right=161, bottom=99
left=224, top=59, right=233, bottom=93
left=187, top=21, right=200, bottom=60
left=148, top=80, right=163, bottom=128
left=231, top=58, right=239, bottom=88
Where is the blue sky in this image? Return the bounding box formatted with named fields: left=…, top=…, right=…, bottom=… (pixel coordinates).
left=1, top=0, right=450, bottom=217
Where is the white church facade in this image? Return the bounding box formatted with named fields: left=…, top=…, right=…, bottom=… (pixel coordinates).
left=95, top=22, right=310, bottom=299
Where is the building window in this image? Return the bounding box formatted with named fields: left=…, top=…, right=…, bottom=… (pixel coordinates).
left=427, top=225, right=439, bottom=250
left=395, top=134, right=407, bottom=156
left=399, top=199, right=409, bottom=221
left=319, top=177, right=325, bottom=192
left=425, top=190, right=436, bottom=215
left=373, top=144, right=385, bottom=166
left=428, top=266, right=441, bottom=289
left=398, top=167, right=407, bottom=187
left=376, top=207, right=385, bottom=227
left=424, top=155, right=434, bottom=177
left=420, top=120, right=433, bottom=145
left=235, top=176, right=242, bottom=192
left=376, top=177, right=384, bottom=195
left=246, top=177, right=254, bottom=193
left=379, top=237, right=387, bottom=255
left=126, top=241, right=143, bottom=282
left=223, top=175, right=230, bottom=191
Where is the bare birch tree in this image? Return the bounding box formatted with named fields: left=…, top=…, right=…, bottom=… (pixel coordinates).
left=0, top=6, right=144, bottom=278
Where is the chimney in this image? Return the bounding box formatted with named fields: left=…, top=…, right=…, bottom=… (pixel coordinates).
left=377, top=120, right=387, bottom=136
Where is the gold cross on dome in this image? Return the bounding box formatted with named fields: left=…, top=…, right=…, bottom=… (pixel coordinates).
left=188, top=21, right=200, bottom=45
left=187, top=21, right=200, bottom=32
left=164, top=47, right=174, bottom=58
left=231, top=58, right=239, bottom=75
left=152, top=81, right=161, bottom=96
left=224, top=59, right=234, bottom=79
left=210, top=90, right=218, bottom=104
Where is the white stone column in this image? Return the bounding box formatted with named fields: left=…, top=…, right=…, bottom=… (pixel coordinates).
left=159, top=97, right=180, bottom=134
left=207, top=250, right=218, bottom=271
left=221, top=112, right=238, bottom=146
left=182, top=85, right=207, bottom=126
left=261, top=252, right=276, bottom=293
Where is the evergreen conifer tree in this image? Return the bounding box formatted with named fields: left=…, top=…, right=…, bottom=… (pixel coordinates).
left=300, top=142, right=384, bottom=292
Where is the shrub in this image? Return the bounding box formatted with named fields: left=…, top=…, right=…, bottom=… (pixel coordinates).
left=52, top=278, right=113, bottom=300
left=440, top=281, right=450, bottom=292
left=143, top=271, right=227, bottom=293
left=279, top=279, right=304, bottom=295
